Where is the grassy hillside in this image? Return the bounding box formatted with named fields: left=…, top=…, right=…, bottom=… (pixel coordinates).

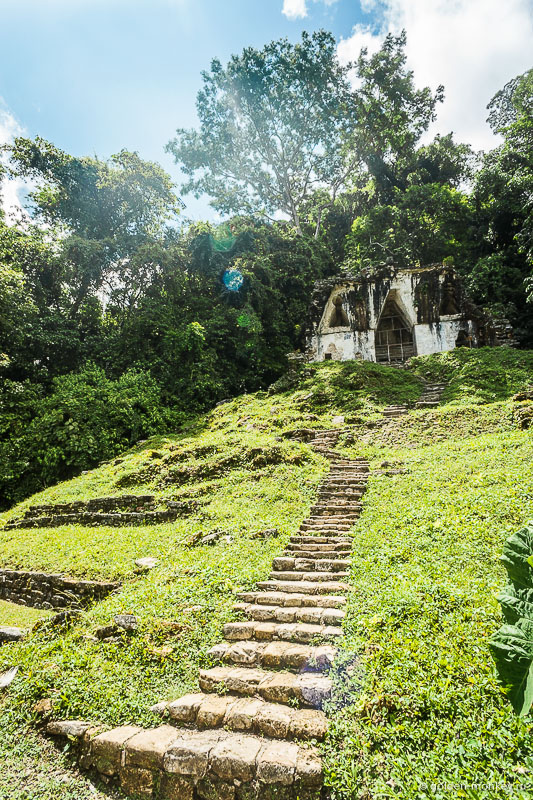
left=1, top=349, right=533, bottom=799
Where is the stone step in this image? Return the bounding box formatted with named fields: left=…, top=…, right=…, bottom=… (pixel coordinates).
left=199, top=666, right=332, bottom=708
left=162, top=692, right=329, bottom=741
left=55, top=722, right=324, bottom=793
left=299, top=522, right=354, bottom=528
left=236, top=591, right=347, bottom=609
left=300, top=519, right=354, bottom=526
left=268, top=571, right=350, bottom=583
left=286, top=541, right=351, bottom=551
left=299, top=526, right=354, bottom=533
left=317, top=490, right=365, bottom=497
left=313, top=497, right=362, bottom=505
left=5, top=509, right=179, bottom=530
left=257, top=579, right=350, bottom=595
left=328, top=469, right=368, bottom=475
left=300, top=519, right=355, bottom=539
left=309, top=508, right=360, bottom=516
left=272, top=557, right=351, bottom=572
left=308, top=505, right=361, bottom=513
left=318, top=490, right=364, bottom=495
left=290, top=536, right=352, bottom=544
left=209, top=639, right=337, bottom=670
left=235, top=602, right=345, bottom=626
left=223, top=620, right=342, bottom=644
left=283, top=549, right=351, bottom=560
left=307, top=509, right=360, bottom=516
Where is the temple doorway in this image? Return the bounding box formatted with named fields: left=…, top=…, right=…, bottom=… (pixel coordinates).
left=375, top=296, right=416, bottom=363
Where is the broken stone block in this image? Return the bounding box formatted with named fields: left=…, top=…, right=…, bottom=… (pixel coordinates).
left=113, top=614, right=139, bottom=632
left=160, top=774, right=195, bottom=800
left=250, top=528, right=279, bottom=540
left=167, top=693, right=204, bottom=723
left=289, top=709, right=328, bottom=741
left=198, top=533, right=221, bottom=546
left=90, top=725, right=143, bottom=776
left=255, top=702, right=292, bottom=740
left=163, top=730, right=226, bottom=779
left=32, top=697, right=54, bottom=717
left=196, top=777, right=235, bottom=800
left=46, top=720, right=92, bottom=738
left=135, top=557, right=160, bottom=571
left=0, top=626, right=25, bottom=643
left=295, top=748, right=323, bottom=786
left=224, top=697, right=264, bottom=733
left=209, top=734, right=262, bottom=782
left=149, top=701, right=169, bottom=716
left=196, top=695, right=234, bottom=729
left=95, top=624, right=121, bottom=640
left=125, top=725, right=179, bottom=770
left=256, top=740, right=298, bottom=785
left=119, top=765, right=154, bottom=796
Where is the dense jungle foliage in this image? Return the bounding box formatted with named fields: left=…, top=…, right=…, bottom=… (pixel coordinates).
left=0, top=30, right=532, bottom=507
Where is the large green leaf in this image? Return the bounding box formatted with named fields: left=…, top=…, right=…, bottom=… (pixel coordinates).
left=498, top=583, right=533, bottom=625
left=491, top=523, right=533, bottom=716
left=500, top=524, right=533, bottom=588
left=490, top=623, right=533, bottom=716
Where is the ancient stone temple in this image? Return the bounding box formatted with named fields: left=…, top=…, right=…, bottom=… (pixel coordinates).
left=305, top=265, right=496, bottom=364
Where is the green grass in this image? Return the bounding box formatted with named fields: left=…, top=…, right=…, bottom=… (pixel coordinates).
left=0, top=351, right=532, bottom=798
left=0, top=723, right=122, bottom=800
left=0, top=600, right=52, bottom=628
left=323, top=429, right=533, bottom=799
left=408, top=346, right=533, bottom=404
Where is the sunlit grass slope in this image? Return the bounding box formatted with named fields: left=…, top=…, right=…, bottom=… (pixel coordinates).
left=0, top=349, right=532, bottom=799
left=324, top=429, right=533, bottom=799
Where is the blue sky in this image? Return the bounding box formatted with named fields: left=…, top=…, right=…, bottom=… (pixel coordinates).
left=1, top=0, right=532, bottom=221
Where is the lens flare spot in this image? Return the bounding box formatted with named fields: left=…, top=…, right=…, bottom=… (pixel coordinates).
left=223, top=268, right=244, bottom=292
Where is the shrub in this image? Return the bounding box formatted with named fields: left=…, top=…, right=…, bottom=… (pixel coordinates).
left=0, top=365, right=182, bottom=508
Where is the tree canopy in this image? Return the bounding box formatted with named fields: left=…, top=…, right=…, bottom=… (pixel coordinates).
left=167, top=30, right=443, bottom=237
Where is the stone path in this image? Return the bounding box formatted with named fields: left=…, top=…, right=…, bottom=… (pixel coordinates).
left=383, top=380, right=448, bottom=418
left=415, top=382, right=447, bottom=409
left=47, top=429, right=369, bottom=799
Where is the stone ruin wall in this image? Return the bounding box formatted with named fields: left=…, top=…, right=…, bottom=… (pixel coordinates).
left=0, top=569, right=118, bottom=610
left=305, top=266, right=497, bottom=363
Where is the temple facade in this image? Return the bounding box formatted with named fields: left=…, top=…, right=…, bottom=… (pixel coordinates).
left=305, top=265, right=496, bottom=364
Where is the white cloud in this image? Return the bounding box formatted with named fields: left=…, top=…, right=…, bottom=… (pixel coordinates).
left=282, top=0, right=307, bottom=19
left=338, top=0, right=533, bottom=151
left=282, top=0, right=339, bottom=20
left=0, top=101, right=30, bottom=224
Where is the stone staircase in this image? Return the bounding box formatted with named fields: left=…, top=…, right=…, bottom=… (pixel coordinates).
left=383, top=380, right=448, bottom=418
left=415, top=382, right=447, bottom=409
left=382, top=404, right=408, bottom=418
left=47, top=430, right=369, bottom=799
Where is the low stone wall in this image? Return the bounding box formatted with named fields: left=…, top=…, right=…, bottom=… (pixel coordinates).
left=0, top=569, right=118, bottom=610
left=26, top=494, right=156, bottom=516
left=6, top=510, right=179, bottom=530
left=5, top=495, right=198, bottom=530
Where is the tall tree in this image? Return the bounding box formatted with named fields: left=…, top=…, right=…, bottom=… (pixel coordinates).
left=346, top=31, right=445, bottom=203
left=168, top=31, right=353, bottom=236
left=472, top=68, right=533, bottom=343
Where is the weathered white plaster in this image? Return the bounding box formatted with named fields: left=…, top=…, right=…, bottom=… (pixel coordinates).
left=307, top=267, right=487, bottom=363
